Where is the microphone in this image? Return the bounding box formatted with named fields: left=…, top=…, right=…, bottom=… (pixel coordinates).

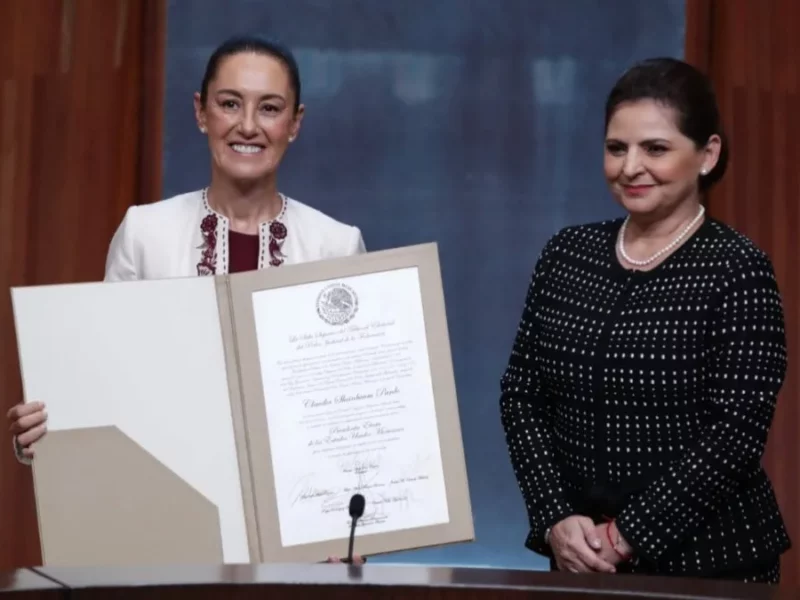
left=345, top=493, right=365, bottom=564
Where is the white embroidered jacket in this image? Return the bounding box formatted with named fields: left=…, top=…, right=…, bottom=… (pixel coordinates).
left=105, top=189, right=366, bottom=281
left=13, top=189, right=366, bottom=463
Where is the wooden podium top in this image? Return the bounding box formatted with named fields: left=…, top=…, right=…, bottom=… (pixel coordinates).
left=0, top=563, right=793, bottom=599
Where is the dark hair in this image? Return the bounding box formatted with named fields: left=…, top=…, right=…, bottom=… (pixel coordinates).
left=200, top=35, right=302, bottom=112
left=604, top=57, right=728, bottom=192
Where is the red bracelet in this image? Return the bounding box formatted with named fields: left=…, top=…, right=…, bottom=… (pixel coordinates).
left=605, top=520, right=631, bottom=562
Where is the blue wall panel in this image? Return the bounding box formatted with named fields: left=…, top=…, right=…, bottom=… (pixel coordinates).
left=163, top=0, right=685, bottom=570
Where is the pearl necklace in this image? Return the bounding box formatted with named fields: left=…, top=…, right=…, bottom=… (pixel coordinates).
left=617, top=205, right=705, bottom=267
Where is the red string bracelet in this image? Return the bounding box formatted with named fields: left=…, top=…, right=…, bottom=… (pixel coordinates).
left=605, top=520, right=631, bottom=562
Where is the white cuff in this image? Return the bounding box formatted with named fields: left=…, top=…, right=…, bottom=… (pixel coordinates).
left=12, top=436, right=32, bottom=466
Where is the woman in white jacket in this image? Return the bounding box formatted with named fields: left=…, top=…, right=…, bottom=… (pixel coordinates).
left=8, top=37, right=366, bottom=566
left=108, top=35, right=365, bottom=283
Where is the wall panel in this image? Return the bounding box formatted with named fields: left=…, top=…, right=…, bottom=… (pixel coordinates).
left=163, top=0, right=686, bottom=570
left=686, top=0, right=800, bottom=586
left=0, top=0, right=165, bottom=568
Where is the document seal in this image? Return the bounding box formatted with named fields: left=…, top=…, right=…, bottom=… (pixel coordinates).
left=316, top=282, right=359, bottom=326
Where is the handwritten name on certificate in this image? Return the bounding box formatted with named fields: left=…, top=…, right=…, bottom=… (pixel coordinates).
left=251, top=267, right=450, bottom=548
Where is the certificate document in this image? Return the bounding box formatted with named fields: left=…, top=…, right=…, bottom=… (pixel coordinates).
left=252, top=267, right=449, bottom=547
left=232, top=242, right=473, bottom=561
left=13, top=241, right=473, bottom=566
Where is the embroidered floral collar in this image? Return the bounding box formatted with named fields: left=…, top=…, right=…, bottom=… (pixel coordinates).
left=197, top=187, right=289, bottom=276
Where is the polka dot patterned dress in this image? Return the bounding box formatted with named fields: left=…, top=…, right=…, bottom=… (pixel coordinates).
left=500, top=217, right=790, bottom=582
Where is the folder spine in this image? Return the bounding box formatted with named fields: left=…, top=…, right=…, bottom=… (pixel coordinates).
left=215, top=274, right=262, bottom=562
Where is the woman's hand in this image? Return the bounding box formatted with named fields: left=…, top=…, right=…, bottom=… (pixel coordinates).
left=549, top=515, right=616, bottom=573
left=7, top=401, right=47, bottom=459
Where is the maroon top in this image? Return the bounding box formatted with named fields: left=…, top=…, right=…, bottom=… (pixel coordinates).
left=228, top=230, right=259, bottom=273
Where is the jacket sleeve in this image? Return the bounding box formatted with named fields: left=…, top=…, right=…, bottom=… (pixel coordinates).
left=104, top=206, right=140, bottom=282
left=347, top=226, right=366, bottom=255
left=12, top=436, right=32, bottom=465
left=615, top=252, right=787, bottom=564
left=499, top=232, right=574, bottom=555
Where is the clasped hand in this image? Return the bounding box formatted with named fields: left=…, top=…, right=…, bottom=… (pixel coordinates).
left=549, top=516, right=627, bottom=573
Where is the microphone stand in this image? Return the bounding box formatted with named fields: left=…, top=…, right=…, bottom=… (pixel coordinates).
left=346, top=516, right=358, bottom=564
left=345, top=493, right=365, bottom=565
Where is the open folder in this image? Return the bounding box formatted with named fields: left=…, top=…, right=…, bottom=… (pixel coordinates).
left=11, top=243, right=474, bottom=567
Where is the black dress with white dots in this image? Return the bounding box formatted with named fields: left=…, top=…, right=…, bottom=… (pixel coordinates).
left=499, top=216, right=790, bottom=582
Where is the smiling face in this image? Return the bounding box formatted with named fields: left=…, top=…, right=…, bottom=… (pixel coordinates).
left=604, top=99, right=719, bottom=219
left=194, top=51, right=304, bottom=185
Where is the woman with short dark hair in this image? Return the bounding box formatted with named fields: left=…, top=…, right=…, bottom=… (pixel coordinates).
left=499, top=57, right=789, bottom=583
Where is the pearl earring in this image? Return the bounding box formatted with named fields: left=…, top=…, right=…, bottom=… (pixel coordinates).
left=700, top=168, right=708, bottom=175
left=199, top=126, right=207, bottom=133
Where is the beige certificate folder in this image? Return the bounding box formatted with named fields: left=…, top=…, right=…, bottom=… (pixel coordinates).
left=11, top=243, right=474, bottom=567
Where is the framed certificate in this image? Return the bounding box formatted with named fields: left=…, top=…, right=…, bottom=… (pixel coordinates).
left=11, top=243, right=474, bottom=566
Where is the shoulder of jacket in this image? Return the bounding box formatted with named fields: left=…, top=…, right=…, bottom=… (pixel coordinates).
left=701, top=219, right=775, bottom=284
left=707, top=219, right=769, bottom=260
left=540, top=218, right=622, bottom=256
left=555, top=218, right=621, bottom=240
left=286, top=196, right=360, bottom=235
left=126, top=190, right=203, bottom=222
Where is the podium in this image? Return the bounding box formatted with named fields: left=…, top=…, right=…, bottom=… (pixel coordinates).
left=0, top=564, right=793, bottom=599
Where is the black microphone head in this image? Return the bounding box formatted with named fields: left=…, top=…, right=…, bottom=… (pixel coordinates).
left=349, top=493, right=365, bottom=518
